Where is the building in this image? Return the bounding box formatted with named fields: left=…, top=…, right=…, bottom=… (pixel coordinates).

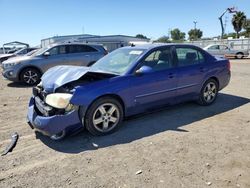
left=41, top=34, right=150, bottom=52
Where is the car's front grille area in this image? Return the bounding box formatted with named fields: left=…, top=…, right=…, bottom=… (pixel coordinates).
left=34, top=96, right=54, bottom=116
left=32, top=86, right=65, bottom=116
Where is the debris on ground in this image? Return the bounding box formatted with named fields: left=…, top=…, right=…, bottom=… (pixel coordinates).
left=135, top=170, right=142, bottom=175
left=92, top=143, right=99, bottom=148
left=206, top=181, right=212, bottom=186
left=1, top=132, right=19, bottom=156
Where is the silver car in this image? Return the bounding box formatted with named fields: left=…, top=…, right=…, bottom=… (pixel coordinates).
left=0, top=47, right=39, bottom=63
left=1, top=43, right=107, bottom=85
left=204, top=44, right=249, bottom=59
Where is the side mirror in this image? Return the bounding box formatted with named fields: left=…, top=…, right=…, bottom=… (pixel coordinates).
left=43, top=52, right=50, bottom=56
left=135, top=66, right=153, bottom=75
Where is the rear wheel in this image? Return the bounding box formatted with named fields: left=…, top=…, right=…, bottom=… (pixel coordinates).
left=235, top=52, right=244, bottom=59
left=81, top=97, right=124, bottom=136
left=20, top=68, right=41, bottom=85
left=197, top=79, right=218, bottom=106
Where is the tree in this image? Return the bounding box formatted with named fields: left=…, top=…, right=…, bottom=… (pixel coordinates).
left=223, top=32, right=237, bottom=39
left=135, top=34, right=148, bottom=39
left=243, top=19, right=250, bottom=37
left=188, top=29, right=203, bottom=40
left=154, top=36, right=171, bottom=43
left=170, top=28, right=185, bottom=41
left=232, top=11, right=247, bottom=38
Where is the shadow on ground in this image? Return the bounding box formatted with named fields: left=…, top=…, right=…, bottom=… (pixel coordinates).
left=36, top=93, right=250, bottom=153
left=7, top=82, right=32, bottom=88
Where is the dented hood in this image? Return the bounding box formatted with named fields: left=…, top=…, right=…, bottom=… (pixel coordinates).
left=41, top=65, right=114, bottom=92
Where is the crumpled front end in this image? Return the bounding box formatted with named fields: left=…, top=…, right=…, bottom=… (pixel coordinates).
left=27, top=86, right=82, bottom=137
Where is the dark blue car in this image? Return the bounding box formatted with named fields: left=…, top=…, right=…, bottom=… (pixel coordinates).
left=27, top=44, right=231, bottom=140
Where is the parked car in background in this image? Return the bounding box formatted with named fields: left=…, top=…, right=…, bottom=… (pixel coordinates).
left=27, top=44, right=231, bottom=140
left=204, top=44, right=249, bottom=59
left=0, top=47, right=39, bottom=63
left=0, top=47, right=11, bottom=54
left=1, top=43, right=107, bottom=85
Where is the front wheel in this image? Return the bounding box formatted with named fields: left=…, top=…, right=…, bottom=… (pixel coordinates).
left=197, top=79, right=218, bottom=106
left=82, top=97, right=124, bottom=136
left=20, top=68, right=41, bottom=85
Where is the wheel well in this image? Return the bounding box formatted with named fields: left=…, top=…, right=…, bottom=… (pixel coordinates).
left=236, top=52, right=244, bottom=55
left=209, top=77, right=219, bottom=88
left=90, top=94, right=125, bottom=115
left=18, top=66, right=42, bottom=81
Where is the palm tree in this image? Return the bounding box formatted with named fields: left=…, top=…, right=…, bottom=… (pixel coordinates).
left=243, top=19, right=250, bottom=37
left=232, top=11, right=247, bottom=38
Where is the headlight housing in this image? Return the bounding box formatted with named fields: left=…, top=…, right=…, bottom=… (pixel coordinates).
left=45, top=93, right=73, bottom=109
left=3, top=63, right=16, bottom=69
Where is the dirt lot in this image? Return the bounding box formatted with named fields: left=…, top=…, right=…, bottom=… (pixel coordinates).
left=0, top=59, right=250, bottom=188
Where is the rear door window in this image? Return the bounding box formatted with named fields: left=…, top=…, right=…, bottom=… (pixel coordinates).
left=68, top=45, right=97, bottom=54
left=176, top=47, right=205, bottom=67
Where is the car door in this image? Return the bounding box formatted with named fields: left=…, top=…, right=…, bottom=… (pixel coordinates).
left=174, top=46, right=208, bottom=102
left=128, top=47, right=178, bottom=111
left=66, top=45, right=99, bottom=66
left=219, top=45, right=230, bottom=56
left=42, top=45, right=69, bottom=71
left=207, top=45, right=220, bottom=56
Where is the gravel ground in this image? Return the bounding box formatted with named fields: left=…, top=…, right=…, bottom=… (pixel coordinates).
left=0, top=59, right=250, bottom=188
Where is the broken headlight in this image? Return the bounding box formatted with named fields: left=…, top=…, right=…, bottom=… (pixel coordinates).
left=45, top=93, right=73, bottom=109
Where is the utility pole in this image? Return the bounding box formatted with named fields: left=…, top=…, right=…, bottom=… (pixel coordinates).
left=193, top=21, right=198, bottom=30
left=219, top=7, right=237, bottom=39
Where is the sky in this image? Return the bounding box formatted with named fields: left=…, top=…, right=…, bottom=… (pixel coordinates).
left=0, top=0, right=250, bottom=46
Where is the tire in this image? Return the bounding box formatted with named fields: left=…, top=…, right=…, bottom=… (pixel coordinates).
left=197, top=79, right=219, bottom=106
left=235, top=52, right=244, bottom=59
left=81, top=97, right=124, bottom=136
left=20, top=67, right=41, bottom=85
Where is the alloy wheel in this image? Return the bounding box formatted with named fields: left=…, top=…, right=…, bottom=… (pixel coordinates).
left=23, top=70, right=38, bottom=85
left=203, top=82, right=217, bottom=103
left=92, top=103, right=120, bottom=133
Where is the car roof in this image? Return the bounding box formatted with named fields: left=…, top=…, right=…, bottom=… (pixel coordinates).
left=122, top=43, right=201, bottom=50
left=49, top=42, right=103, bottom=47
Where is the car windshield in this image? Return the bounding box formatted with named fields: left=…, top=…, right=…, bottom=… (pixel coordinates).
left=91, top=48, right=145, bottom=75
left=26, top=49, right=39, bottom=56
left=31, top=46, right=50, bottom=56
left=13, top=48, right=26, bottom=55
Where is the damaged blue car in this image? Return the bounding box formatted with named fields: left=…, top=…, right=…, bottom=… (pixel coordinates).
left=27, top=44, right=231, bottom=140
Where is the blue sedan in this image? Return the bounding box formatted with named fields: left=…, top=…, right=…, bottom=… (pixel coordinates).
left=27, top=44, right=231, bottom=140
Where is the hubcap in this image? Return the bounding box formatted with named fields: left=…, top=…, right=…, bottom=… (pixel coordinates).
left=23, top=70, right=38, bottom=84
left=237, top=54, right=243, bottom=59
left=203, top=82, right=217, bottom=102
left=92, top=103, right=120, bottom=132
